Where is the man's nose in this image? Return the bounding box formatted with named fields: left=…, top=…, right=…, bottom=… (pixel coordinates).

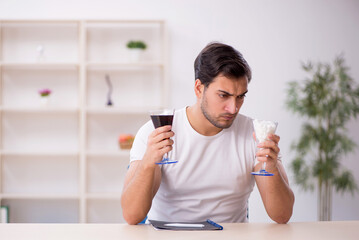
left=225, top=100, right=238, bottom=114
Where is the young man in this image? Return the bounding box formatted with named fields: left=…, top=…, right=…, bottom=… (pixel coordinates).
left=121, top=42, right=295, bottom=225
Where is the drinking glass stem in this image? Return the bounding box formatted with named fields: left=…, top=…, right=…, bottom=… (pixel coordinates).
left=262, top=162, right=266, bottom=171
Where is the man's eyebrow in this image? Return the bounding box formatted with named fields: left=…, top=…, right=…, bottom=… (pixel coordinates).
left=218, top=90, right=248, bottom=97
left=239, top=90, right=248, bottom=97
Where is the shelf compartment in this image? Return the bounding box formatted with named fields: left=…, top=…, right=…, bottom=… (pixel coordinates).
left=1, top=22, right=79, bottom=63
left=2, top=155, right=79, bottom=195
left=86, top=106, right=155, bottom=115
left=86, top=62, right=163, bottom=69
left=1, top=107, right=79, bottom=113
left=0, top=198, right=79, bottom=223
left=86, top=199, right=124, bottom=223
left=86, top=114, right=148, bottom=152
left=86, top=193, right=121, bottom=200
left=2, top=112, right=79, bottom=152
left=0, top=63, right=79, bottom=69
left=1, top=150, right=79, bottom=157
left=86, top=68, right=162, bottom=109
left=86, top=21, right=163, bottom=63
left=86, top=155, right=129, bottom=194
left=1, top=193, right=79, bottom=200
left=86, top=150, right=129, bottom=158
left=2, top=67, right=79, bottom=108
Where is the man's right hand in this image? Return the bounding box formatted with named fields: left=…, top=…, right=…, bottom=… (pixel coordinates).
left=143, top=125, right=174, bottom=165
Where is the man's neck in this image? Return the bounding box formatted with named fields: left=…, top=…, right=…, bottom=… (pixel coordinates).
left=186, top=104, right=222, bottom=136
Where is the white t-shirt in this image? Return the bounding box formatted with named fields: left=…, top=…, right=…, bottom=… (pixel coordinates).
left=130, top=107, right=256, bottom=223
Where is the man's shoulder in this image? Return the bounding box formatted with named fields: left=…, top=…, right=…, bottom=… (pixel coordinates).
left=136, top=120, right=154, bottom=137
left=173, top=107, right=187, bottom=124
left=174, top=107, right=187, bottom=116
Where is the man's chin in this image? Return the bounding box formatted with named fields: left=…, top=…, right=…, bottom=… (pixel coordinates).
left=221, top=123, right=233, bottom=129
left=214, top=120, right=234, bottom=129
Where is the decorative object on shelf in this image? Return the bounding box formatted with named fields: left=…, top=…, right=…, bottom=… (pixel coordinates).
left=126, top=40, right=147, bottom=62
left=36, top=44, right=46, bottom=62
left=1, top=206, right=9, bottom=223
left=119, top=134, right=135, bottom=149
left=38, top=88, right=52, bottom=106
left=105, top=74, right=113, bottom=106
left=286, top=55, right=359, bottom=221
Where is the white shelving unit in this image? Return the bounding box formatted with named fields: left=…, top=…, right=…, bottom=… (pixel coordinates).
left=0, top=20, right=167, bottom=223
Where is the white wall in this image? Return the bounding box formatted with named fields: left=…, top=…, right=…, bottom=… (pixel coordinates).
left=1, top=0, right=359, bottom=222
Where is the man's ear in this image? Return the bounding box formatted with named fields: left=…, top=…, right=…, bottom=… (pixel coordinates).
left=194, top=79, right=204, bottom=99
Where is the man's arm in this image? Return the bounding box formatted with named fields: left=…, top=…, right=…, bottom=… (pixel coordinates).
left=121, top=160, right=161, bottom=225
left=254, top=134, right=295, bottom=224
left=121, top=125, right=174, bottom=225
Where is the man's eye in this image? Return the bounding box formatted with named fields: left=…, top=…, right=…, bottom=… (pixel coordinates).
left=219, top=94, right=227, bottom=98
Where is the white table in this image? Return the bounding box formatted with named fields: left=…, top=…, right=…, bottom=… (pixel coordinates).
left=0, top=221, right=358, bottom=240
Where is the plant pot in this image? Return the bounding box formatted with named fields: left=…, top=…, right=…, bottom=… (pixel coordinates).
left=40, top=96, right=50, bottom=106
left=128, top=49, right=144, bottom=62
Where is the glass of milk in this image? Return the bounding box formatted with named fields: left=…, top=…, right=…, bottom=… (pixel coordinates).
left=251, top=119, right=278, bottom=176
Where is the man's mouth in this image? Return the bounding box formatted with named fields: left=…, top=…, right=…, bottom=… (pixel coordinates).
left=221, top=114, right=235, bottom=120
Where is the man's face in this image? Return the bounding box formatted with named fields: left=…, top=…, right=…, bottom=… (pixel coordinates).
left=200, top=74, right=248, bottom=129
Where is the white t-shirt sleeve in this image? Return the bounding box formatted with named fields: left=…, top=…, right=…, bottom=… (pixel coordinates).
left=130, top=120, right=154, bottom=163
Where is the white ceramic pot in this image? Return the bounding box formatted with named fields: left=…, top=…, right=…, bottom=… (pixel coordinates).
left=40, top=96, right=50, bottom=106
left=128, top=49, right=144, bottom=62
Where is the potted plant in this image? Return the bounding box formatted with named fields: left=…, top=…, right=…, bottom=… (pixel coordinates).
left=38, top=88, right=52, bottom=106
left=126, top=40, right=147, bottom=62
left=286, top=55, right=359, bottom=221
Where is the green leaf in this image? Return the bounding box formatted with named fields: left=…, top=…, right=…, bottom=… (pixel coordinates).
left=291, top=157, right=314, bottom=191
left=333, top=170, right=358, bottom=195
left=126, top=40, right=147, bottom=49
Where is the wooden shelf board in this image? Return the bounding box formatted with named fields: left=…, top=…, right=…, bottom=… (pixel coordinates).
left=1, top=151, right=79, bottom=157
left=1, top=107, right=79, bottom=114
left=85, top=150, right=130, bottom=158
left=1, top=193, right=80, bottom=200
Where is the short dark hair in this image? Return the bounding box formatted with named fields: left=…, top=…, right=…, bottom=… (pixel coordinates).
left=194, top=42, right=252, bottom=87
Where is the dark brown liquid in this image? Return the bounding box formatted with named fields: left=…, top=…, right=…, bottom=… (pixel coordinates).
left=151, top=115, right=174, bottom=128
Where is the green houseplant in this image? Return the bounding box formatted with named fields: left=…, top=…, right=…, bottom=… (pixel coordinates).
left=126, top=40, right=147, bottom=50
left=286, top=56, right=359, bottom=221
left=126, top=40, right=147, bottom=62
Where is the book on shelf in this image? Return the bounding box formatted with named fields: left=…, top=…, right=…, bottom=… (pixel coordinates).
left=1, top=206, right=9, bottom=223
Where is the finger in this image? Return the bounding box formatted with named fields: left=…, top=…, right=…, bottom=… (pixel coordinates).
left=150, top=135, right=173, bottom=151
left=256, top=156, right=268, bottom=162
left=258, top=141, right=280, bottom=153
left=268, top=134, right=280, bottom=144
left=259, top=147, right=277, bottom=156
left=157, top=138, right=174, bottom=149
left=146, top=138, right=173, bottom=161
left=256, top=154, right=276, bottom=164
left=155, top=141, right=173, bottom=160
left=153, top=131, right=174, bottom=144
left=152, top=125, right=172, bottom=136
left=256, top=148, right=278, bottom=160
left=149, top=126, right=173, bottom=140
left=146, top=145, right=172, bottom=163
left=157, top=144, right=173, bottom=155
